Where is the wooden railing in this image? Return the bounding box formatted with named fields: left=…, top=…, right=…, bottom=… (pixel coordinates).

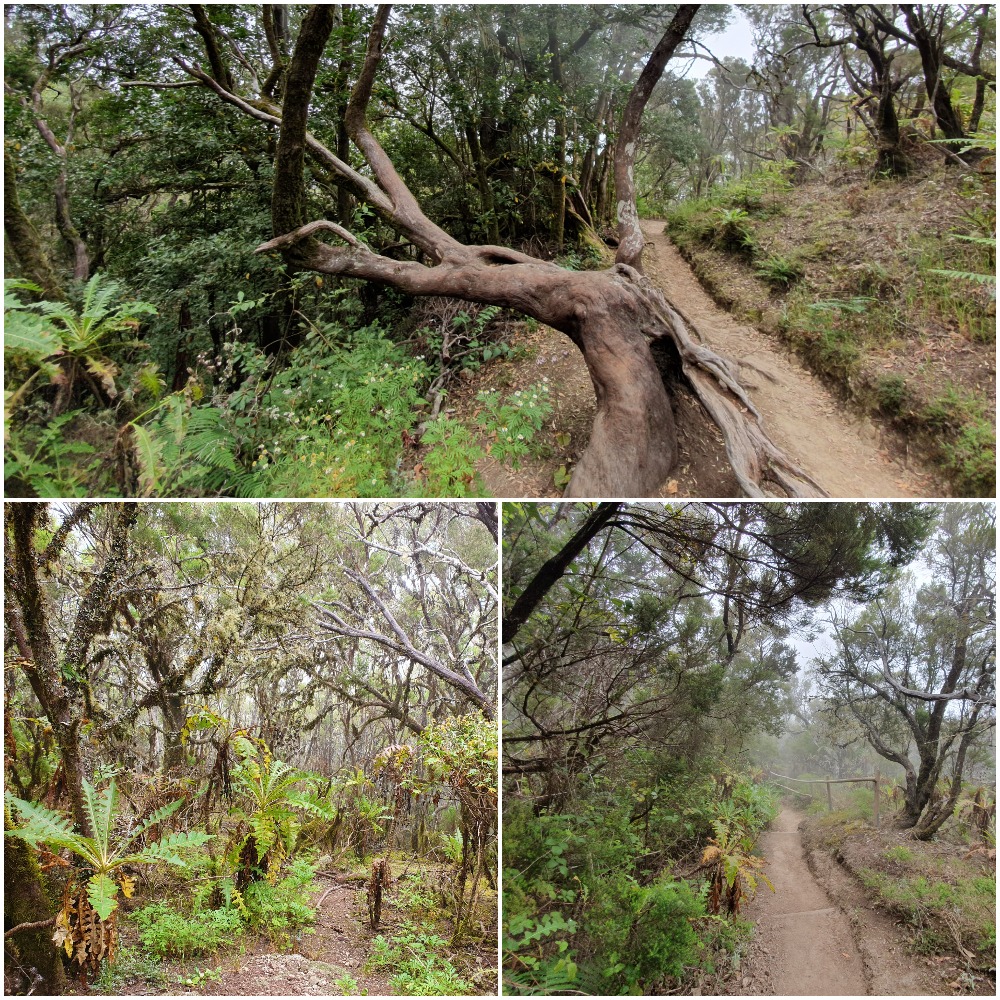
left=768, top=769, right=881, bottom=828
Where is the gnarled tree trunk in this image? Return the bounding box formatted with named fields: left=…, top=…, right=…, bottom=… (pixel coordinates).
left=179, top=4, right=824, bottom=499
left=4, top=150, right=64, bottom=300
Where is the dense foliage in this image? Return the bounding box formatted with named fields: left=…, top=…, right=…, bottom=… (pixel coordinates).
left=4, top=501, right=498, bottom=995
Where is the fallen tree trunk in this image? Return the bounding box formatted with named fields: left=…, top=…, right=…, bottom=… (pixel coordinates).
left=178, top=5, right=825, bottom=498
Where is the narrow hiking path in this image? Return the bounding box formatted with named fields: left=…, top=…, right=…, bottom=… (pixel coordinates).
left=746, top=808, right=867, bottom=997
left=641, top=221, right=935, bottom=498
left=457, top=223, right=940, bottom=498
left=194, top=876, right=393, bottom=997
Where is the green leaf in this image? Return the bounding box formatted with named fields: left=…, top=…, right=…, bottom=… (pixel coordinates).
left=123, top=830, right=213, bottom=868
left=4, top=311, right=62, bottom=360
left=129, top=423, right=162, bottom=495
left=81, top=778, right=118, bottom=862
left=87, top=872, right=119, bottom=921
left=116, top=797, right=185, bottom=855
left=250, top=813, right=278, bottom=861
left=4, top=793, right=84, bottom=854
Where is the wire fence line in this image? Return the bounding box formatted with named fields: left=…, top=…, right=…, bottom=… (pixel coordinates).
left=767, top=769, right=881, bottom=828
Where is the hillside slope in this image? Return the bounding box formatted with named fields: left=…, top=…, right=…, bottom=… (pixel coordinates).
left=666, top=161, right=995, bottom=496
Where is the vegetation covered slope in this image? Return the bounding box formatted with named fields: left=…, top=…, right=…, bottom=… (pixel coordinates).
left=666, top=157, right=995, bottom=496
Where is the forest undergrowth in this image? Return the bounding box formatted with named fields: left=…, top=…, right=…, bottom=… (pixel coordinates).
left=5, top=274, right=557, bottom=498
left=6, top=713, right=499, bottom=997
left=504, top=762, right=779, bottom=996
left=4, top=501, right=499, bottom=997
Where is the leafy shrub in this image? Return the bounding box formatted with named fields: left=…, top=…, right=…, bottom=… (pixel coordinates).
left=92, top=944, right=167, bottom=993
left=713, top=208, right=756, bottom=257
left=226, top=325, right=432, bottom=497
left=941, top=419, right=995, bottom=497
left=134, top=903, right=244, bottom=958
left=4, top=410, right=99, bottom=496
left=417, top=301, right=519, bottom=371
left=628, top=878, right=705, bottom=985
left=665, top=199, right=717, bottom=246
left=876, top=374, right=912, bottom=415
left=242, top=857, right=319, bottom=936
left=417, top=415, right=484, bottom=497
left=476, top=382, right=553, bottom=467
left=503, top=766, right=774, bottom=995
left=366, top=922, right=473, bottom=996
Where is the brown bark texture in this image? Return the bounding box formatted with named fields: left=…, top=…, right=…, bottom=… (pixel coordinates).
left=179, top=4, right=825, bottom=499
left=4, top=150, right=64, bottom=300
left=614, top=5, right=700, bottom=270
left=4, top=503, right=138, bottom=836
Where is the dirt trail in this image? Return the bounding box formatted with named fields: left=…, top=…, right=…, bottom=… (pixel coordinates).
left=195, top=878, right=392, bottom=996
left=461, top=224, right=936, bottom=497
left=746, top=808, right=867, bottom=997
left=641, top=221, right=934, bottom=498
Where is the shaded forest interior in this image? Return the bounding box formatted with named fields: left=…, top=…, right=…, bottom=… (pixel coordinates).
left=502, top=501, right=995, bottom=996
left=4, top=4, right=994, bottom=498
left=4, top=501, right=499, bottom=997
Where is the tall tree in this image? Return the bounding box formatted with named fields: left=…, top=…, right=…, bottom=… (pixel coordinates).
left=3, top=5, right=126, bottom=280
left=817, top=503, right=996, bottom=839
left=502, top=502, right=933, bottom=797
left=4, top=502, right=137, bottom=834
left=615, top=5, right=700, bottom=269
left=801, top=5, right=916, bottom=175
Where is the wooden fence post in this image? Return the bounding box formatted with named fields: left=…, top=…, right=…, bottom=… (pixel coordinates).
left=873, top=770, right=880, bottom=829
left=826, top=780, right=833, bottom=811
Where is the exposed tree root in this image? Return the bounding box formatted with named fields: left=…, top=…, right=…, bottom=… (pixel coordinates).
left=652, top=293, right=827, bottom=498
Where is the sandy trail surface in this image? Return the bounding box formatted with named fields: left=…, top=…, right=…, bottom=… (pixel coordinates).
left=746, top=808, right=868, bottom=996
left=641, top=220, right=934, bottom=498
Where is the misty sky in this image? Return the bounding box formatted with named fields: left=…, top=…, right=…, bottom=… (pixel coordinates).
left=679, top=4, right=755, bottom=80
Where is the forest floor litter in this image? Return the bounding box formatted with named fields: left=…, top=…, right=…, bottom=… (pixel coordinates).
left=454, top=222, right=940, bottom=498
left=75, top=866, right=496, bottom=997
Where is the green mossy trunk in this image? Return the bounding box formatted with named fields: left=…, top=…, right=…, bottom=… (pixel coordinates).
left=4, top=150, right=63, bottom=301
left=4, top=821, right=66, bottom=995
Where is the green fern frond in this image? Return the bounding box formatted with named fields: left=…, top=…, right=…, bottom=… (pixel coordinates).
left=129, top=423, right=164, bottom=496
left=121, top=829, right=213, bottom=868
left=81, top=778, right=119, bottom=862
left=4, top=793, right=84, bottom=853
left=182, top=407, right=237, bottom=472
left=250, top=814, right=278, bottom=862
left=86, top=872, right=119, bottom=921
left=116, top=796, right=185, bottom=855
left=927, top=267, right=996, bottom=287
